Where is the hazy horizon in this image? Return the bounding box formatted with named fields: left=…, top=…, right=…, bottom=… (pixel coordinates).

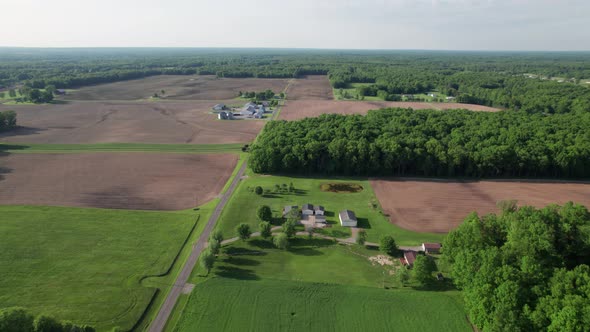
left=2, top=0, right=590, bottom=51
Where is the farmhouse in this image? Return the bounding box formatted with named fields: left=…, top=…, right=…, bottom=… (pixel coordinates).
left=302, top=204, right=314, bottom=215
left=403, top=250, right=417, bottom=267
left=428, top=93, right=437, bottom=98
left=422, top=243, right=442, bottom=254
left=339, top=209, right=357, bottom=227
left=212, top=103, right=225, bottom=111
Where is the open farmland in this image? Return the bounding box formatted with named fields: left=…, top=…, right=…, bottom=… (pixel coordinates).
left=0, top=205, right=199, bottom=331
left=284, top=75, right=333, bottom=100
left=279, top=100, right=499, bottom=120
left=371, top=179, right=590, bottom=233
left=0, top=153, right=237, bottom=210
left=63, top=75, right=290, bottom=100
left=0, top=101, right=263, bottom=144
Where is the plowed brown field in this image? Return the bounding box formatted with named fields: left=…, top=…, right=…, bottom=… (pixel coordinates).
left=0, top=101, right=263, bottom=144
left=285, top=76, right=333, bottom=100
left=64, top=75, right=290, bottom=100
left=279, top=100, right=499, bottom=120
left=371, top=179, right=590, bottom=233
left=0, top=153, right=237, bottom=210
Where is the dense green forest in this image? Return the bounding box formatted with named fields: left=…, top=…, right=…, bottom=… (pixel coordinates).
left=249, top=109, right=590, bottom=178
left=0, top=111, right=17, bottom=132
left=444, top=203, right=590, bottom=332
left=1, top=48, right=589, bottom=112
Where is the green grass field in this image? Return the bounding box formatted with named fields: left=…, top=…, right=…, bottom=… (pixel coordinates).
left=175, top=278, right=470, bottom=332
left=215, top=174, right=444, bottom=245
left=169, top=238, right=469, bottom=332
left=333, top=83, right=382, bottom=101
left=0, top=205, right=204, bottom=331
left=0, top=143, right=244, bottom=154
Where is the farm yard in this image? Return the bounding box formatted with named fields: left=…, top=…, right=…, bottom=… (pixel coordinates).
left=284, top=75, right=333, bottom=100
left=62, top=75, right=291, bottom=101
left=371, top=179, right=590, bottom=233
left=0, top=101, right=264, bottom=144
left=0, top=205, right=204, bottom=331
left=0, top=152, right=237, bottom=210
left=214, top=173, right=444, bottom=245
left=279, top=100, right=499, bottom=120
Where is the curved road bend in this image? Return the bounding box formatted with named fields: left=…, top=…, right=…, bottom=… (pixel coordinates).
left=148, top=161, right=248, bottom=332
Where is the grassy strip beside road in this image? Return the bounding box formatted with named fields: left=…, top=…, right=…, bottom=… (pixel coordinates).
left=0, top=143, right=244, bottom=154
left=0, top=205, right=202, bottom=331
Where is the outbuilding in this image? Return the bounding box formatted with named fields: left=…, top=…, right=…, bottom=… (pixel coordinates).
left=422, top=243, right=442, bottom=254
left=302, top=204, right=314, bottom=215
left=403, top=250, right=417, bottom=267
left=339, top=209, right=357, bottom=227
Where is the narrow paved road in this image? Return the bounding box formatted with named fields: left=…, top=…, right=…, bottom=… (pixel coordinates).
left=148, top=161, right=248, bottom=332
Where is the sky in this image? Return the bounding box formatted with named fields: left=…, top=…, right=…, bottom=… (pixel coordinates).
left=1, top=0, right=589, bottom=51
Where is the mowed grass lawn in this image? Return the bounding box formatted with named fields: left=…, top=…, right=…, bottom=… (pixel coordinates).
left=216, top=174, right=444, bottom=245
left=0, top=205, right=200, bottom=331
left=175, top=239, right=469, bottom=332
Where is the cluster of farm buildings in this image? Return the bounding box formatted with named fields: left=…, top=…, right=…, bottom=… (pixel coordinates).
left=213, top=102, right=271, bottom=120
left=282, top=204, right=358, bottom=228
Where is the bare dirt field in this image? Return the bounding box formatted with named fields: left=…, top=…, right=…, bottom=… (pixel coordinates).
left=0, top=101, right=263, bottom=144
left=279, top=100, right=499, bottom=121
left=371, top=179, right=590, bottom=233
left=285, top=76, right=333, bottom=100
left=63, top=75, right=290, bottom=101
left=0, top=153, right=237, bottom=210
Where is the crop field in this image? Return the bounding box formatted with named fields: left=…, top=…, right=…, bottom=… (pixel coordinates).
left=0, top=101, right=264, bottom=144
left=62, top=75, right=290, bottom=101
left=0, top=152, right=237, bottom=210
left=215, top=174, right=444, bottom=245
left=279, top=100, right=499, bottom=120
left=371, top=179, right=590, bottom=233
left=284, top=75, right=333, bottom=100
left=173, top=239, right=469, bottom=332
left=0, top=205, right=199, bottom=331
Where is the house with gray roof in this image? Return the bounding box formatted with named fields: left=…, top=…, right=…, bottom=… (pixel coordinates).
left=302, top=204, right=314, bottom=215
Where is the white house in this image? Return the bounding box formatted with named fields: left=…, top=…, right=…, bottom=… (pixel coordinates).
left=339, top=209, right=357, bottom=227
left=302, top=204, right=314, bottom=215
left=428, top=93, right=437, bottom=98
left=422, top=243, right=442, bottom=254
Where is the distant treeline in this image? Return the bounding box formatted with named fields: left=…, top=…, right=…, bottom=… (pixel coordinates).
left=1, top=49, right=590, bottom=114
left=0, top=110, right=17, bottom=131
left=249, top=109, right=590, bottom=178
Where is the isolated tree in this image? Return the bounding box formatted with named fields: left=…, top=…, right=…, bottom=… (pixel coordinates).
left=356, top=229, right=367, bottom=245
left=257, top=205, right=272, bottom=222
left=44, top=85, right=57, bottom=95
left=281, top=183, right=288, bottom=192
left=200, top=249, right=215, bottom=276
left=259, top=221, right=272, bottom=239
left=282, top=219, right=297, bottom=238
left=279, top=92, right=285, bottom=99
left=289, top=182, right=295, bottom=193
left=0, top=92, right=6, bottom=99
left=208, top=238, right=221, bottom=255
left=413, top=255, right=435, bottom=285
left=210, top=229, right=223, bottom=243
left=34, top=314, right=63, bottom=332
left=236, top=223, right=252, bottom=241
left=8, top=89, right=16, bottom=98
left=160, top=90, right=166, bottom=95
left=0, top=307, right=34, bottom=332
left=379, top=235, right=398, bottom=256
left=273, top=232, right=289, bottom=250
left=254, top=186, right=263, bottom=195
left=274, top=184, right=281, bottom=192
left=153, top=92, right=159, bottom=98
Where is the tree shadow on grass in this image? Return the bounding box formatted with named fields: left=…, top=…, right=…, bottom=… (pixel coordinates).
left=262, top=194, right=282, bottom=199
left=222, top=257, right=261, bottom=266
left=224, top=247, right=267, bottom=256
left=248, top=239, right=275, bottom=249
left=214, top=266, right=260, bottom=280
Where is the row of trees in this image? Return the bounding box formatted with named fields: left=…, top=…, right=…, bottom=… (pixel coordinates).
left=0, top=111, right=17, bottom=131
left=443, top=203, right=590, bottom=331
left=250, top=109, right=590, bottom=178
left=0, top=307, right=95, bottom=332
